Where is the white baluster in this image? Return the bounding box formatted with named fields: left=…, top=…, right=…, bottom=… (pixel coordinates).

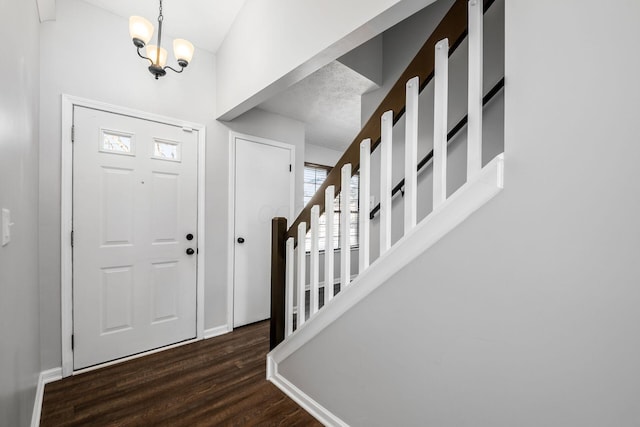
left=359, top=139, right=371, bottom=271
left=310, top=205, right=320, bottom=315
left=285, top=237, right=294, bottom=336
left=404, top=77, right=419, bottom=233
left=467, top=0, right=484, bottom=180
left=433, top=38, right=449, bottom=209
left=380, top=110, right=393, bottom=254
left=324, top=185, right=335, bottom=303
left=340, top=164, right=352, bottom=287
left=296, top=222, right=306, bottom=328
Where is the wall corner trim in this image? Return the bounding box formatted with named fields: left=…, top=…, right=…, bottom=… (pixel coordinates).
left=31, top=367, right=63, bottom=427
left=36, top=0, right=56, bottom=22
left=267, top=355, right=349, bottom=427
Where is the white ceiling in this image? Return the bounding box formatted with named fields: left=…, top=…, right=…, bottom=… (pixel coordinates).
left=81, top=0, right=247, bottom=53
left=258, top=61, right=379, bottom=152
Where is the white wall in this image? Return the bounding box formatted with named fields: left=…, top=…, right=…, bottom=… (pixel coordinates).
left=305, top=143, right=343, bottom=167
left=216, top=0, right=440, bottom=120
left=38, top=0, right=314, bottom=369
left=277, top=0, right=640, bottom=425
left=0, top=0, right=41, bottom=425
left=38, top=0, right=217, bottom=370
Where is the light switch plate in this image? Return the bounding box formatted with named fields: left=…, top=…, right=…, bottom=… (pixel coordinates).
left=2, top=208, right=10, bottom=246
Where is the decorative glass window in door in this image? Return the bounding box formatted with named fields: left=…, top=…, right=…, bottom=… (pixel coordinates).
left=152, top=139, right=180, bottom=162
left=101, top=130, right=134, bottom=155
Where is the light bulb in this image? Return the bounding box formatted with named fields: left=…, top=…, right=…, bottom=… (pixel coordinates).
left=173, top=39, right=195, bottom=67
left=146, top=45, right=168, bottom=67
left=129, top=16, right=154, bottom=47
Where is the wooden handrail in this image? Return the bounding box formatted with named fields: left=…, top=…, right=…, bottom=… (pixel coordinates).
left=286, top=0, right=470, bottom=242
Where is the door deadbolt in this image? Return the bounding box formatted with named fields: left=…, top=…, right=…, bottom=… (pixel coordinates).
left=237, top=237, right=245, bottom=244
left=186, top=233, right=194, bottom=241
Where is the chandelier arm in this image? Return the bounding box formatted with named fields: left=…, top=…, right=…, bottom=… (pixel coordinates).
left=164, top=65, right=185, bottom=74
left=137, top=46, right=154, bottom=66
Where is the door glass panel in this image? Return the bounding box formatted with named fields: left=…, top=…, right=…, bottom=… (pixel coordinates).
left=152, top=139, right=180, bottom=161
left=102, top=130, right=134, bottom=154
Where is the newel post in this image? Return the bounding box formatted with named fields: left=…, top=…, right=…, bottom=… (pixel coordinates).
left=270, top=217, right=288, bottom=350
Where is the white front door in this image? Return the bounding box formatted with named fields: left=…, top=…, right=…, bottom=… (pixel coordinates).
left=233, top=136, right=293, bottom=327
left=73, top=106, right=198, bottom=370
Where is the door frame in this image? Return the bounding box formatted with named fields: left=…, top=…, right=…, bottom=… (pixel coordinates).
left=227, top=132, right=295, bottom=330
left=60, top=94, right=206, bottom=377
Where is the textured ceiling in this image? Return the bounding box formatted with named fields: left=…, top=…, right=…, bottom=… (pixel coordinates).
left=81, top=0, right=246, bottom=53
left=257, top=61, right=379, bottom=152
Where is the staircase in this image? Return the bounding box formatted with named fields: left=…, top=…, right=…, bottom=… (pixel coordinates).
left=267, top=0, right=504, bottom=424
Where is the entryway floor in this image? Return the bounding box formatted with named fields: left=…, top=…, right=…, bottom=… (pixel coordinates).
left=41, top=321, right=321, bottom=426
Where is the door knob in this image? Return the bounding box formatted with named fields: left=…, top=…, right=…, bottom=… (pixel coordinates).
left=237, top=237, right=245, bottom=244
left=186, top=248, right=195, bottom=255
left=186, top=233, right=194, bottom=241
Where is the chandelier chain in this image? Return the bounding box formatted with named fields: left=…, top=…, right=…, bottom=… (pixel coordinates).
left=158, top=0, right=164, bottom=22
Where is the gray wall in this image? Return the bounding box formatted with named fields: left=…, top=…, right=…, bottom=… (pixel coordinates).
left=278, top=0, right=640, bottom=425
left=337, top=35, right=383, bottom=86
left=361, top=0, right=455, bottom=123
left=304, top=249, right=360, bottom=289
left=0, top=0, right=41, bottom=425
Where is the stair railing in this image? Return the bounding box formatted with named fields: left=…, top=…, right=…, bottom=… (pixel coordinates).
left=368, top=77, right=504, bottom=220
left=271, top=0, right=498, bottom=349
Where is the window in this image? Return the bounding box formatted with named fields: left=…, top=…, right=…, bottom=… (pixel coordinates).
left=303, top=163, right=359, bottom=251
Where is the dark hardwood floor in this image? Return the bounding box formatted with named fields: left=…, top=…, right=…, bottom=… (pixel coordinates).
left=41, top=321, right=321, bottom=426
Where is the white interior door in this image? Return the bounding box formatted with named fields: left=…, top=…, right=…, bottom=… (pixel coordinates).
left=73, top=106, right=198, bottom=370
left=234, top=137, right=293, bottom=327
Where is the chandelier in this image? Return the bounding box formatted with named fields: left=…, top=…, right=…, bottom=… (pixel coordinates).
left=129, top=0, right=195, bottom=79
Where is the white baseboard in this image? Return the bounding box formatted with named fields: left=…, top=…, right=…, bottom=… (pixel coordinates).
left=269, top=154, right=504, bottom=364
left=267, top=355, right=349, bottom=427
left=204, top=324, right=231, bottom=339
left=31, top=367, right=62, bottom=427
